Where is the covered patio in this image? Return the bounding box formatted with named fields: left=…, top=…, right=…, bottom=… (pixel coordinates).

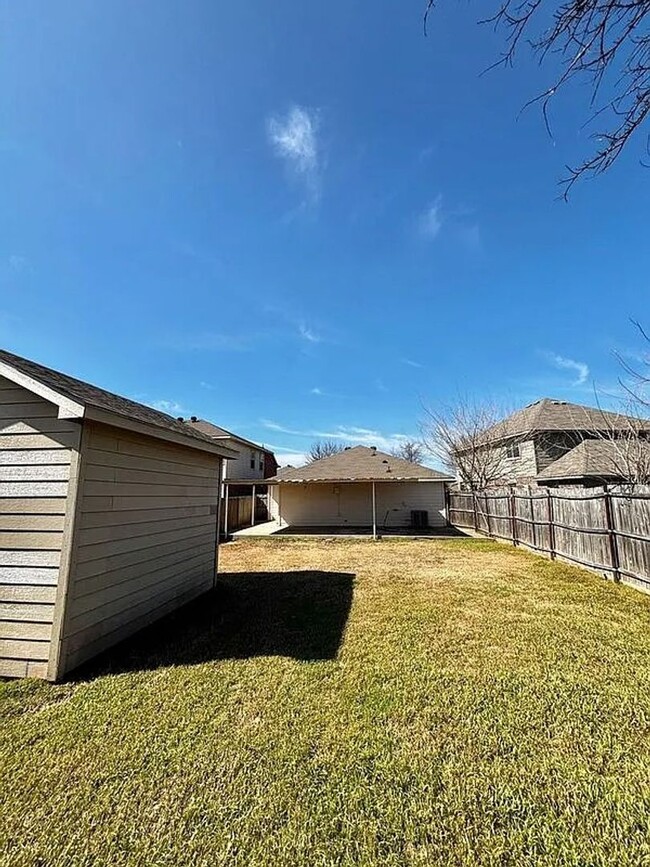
left=224, top=446, right=454, bottom=539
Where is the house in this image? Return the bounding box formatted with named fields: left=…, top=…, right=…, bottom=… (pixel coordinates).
left=183, top=418, right=278, bottom=492
left=0, top=349, right=235, bottom=680
left=537, top=439, right=650, bottom=487
left=460, top=398, right=650, bottom=488
left=266, top=446, right=454, bottom=534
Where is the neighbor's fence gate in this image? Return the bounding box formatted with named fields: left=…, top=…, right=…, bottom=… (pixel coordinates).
left=448, top=486, right=650, bottom=594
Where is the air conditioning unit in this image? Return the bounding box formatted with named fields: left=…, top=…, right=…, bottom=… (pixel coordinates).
left=410, top=510, right=429, bottom=529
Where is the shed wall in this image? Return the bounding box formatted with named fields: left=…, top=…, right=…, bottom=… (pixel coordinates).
left=0, top=376, right=80, bottom=678
left=57, top=422, right=222, bottom=676
left=269, top=482, right=446, bottom=528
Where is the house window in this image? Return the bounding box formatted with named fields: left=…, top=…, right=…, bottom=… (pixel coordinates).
left=506, top=444, right=520, bottom=459
left=250, top=451, right=256, bottom=469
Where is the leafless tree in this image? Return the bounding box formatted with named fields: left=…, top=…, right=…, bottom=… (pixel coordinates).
left=424, top=0, right=650, bottom=195
left=390, top=440, right=425, bottom=463
left=308, top=440, right=345, bottom=462
left=420, top=397, right=524, bottom=489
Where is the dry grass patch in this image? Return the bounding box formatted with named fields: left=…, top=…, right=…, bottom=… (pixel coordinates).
left=1, top=537, right=650, bottom=866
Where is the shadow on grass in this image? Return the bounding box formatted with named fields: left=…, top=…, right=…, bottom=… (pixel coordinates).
left=74, top=570, right=355, bottom=680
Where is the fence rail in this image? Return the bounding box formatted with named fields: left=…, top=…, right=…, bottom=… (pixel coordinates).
left=448, top=486, right=650, bottom=594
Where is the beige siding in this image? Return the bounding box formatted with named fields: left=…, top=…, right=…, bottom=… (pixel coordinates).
left=270, top=481, right=447, bottom=528
left=223, top=441, right=266, bottom=481
left=58, top=422, right=221, bottom=676
left=0, top=376, right=80, bottom=678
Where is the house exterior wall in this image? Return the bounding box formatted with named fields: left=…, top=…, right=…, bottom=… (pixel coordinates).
left=223, top=441, right=266, bottom=481
left=0, top=376, right=81, bottom=678
left=269, top=482, right=447, bottom=528
left=55, top=421, right=222, bottom=678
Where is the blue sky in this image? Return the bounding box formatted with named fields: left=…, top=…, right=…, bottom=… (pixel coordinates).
left=1, top=1, right=648, bottom=466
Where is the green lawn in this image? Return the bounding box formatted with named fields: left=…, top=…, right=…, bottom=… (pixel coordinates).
left=2, top=537, right=650, bottom=866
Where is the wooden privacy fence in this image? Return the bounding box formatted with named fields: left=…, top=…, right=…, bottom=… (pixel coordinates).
left=448, top=486, right=650, bottom=594
left=221, top=495, right=269, bottom=535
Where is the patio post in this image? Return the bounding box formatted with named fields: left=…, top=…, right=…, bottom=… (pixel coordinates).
left=251, top=484, right=256, bottom=526
left=224, top=483, right=229, bottom=538
left=372, top=481, right=377, bottom=540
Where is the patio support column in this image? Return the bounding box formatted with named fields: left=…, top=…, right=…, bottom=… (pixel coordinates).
left=251, top=484, right=256, bottom=527
left=278, top=484, right=283, bottom=527
left=224, top=483, right=229, bottom=538
left=372, top=481, right=377, bottom=540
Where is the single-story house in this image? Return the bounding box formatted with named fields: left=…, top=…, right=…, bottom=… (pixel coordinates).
left=0, top=349, right=235, bottom=680
left=537, top=438, right=650, bottom=487
left=265, top=446, right=454, bottom=534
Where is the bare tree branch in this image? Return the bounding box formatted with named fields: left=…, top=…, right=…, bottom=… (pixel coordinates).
left=424, top=0, right=650, bottom=194
left=308, top=440, right=345, bottom=462
left=390, top=440, right=426, bottom=463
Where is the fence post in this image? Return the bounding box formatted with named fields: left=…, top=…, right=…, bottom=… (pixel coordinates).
left=510, top=489, right=517, bottom=546
left=547, top=488, right=556, bottom=559
left=485, top=493, right=492, bottom=537
left=472, top=492, right=479, bottom=532
left=529, top=488, right=537, bottom=550
left=603, top=485, right=621, bottom=582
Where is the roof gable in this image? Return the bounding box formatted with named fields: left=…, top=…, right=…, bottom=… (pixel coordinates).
left=537, top=439, right=650, bottom=480
left=0, top=349, right=235, bottom=457
left=272, top=445, right=453, bottom=482
left=184, top=418, right=273, bottom=454
left=486, top=398, right=650, bottom=441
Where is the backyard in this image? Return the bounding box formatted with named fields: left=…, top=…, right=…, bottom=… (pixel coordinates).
left=1, top=537, right=650, bottom=866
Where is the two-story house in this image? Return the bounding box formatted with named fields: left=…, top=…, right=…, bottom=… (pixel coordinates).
left=183, top=418, right=278, bottom=493
left=458, top=398, right=650, bottom=488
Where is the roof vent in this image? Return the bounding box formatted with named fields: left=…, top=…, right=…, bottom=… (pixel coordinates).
left=344, top=446, right=351, bottom=450
left=370, top=446, right=377, bottom=453
left=190, top=415, right=198, bottom=422
left=382, top=459, right=388, bottom=464
left=177, top=417, right=184, bottom=422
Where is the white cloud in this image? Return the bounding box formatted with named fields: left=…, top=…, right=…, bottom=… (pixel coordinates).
left=298, top=323, right=322, bottom=343
left=419, top=196, right=444, bottom=239
left=267, top=105, right=320, bottom=201
left=311, top=387, right=324, bottom=395
left=401, top=358, right=424, bottom=369
left=260, top=419, right=414, bottom=453
left=148, top=399, right=185, bottom=415
left=546, top=353, right=590, bottom=386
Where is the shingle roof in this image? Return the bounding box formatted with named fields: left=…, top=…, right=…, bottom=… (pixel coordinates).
left=0, top=348, right=234, bottom=456
left=269, top=446, right=453, bottom=482
left=537, top=439, right=650, bottom=481
left=485, top=398, right=650, bottom=441
left=184, top=418, right=273, bottom=454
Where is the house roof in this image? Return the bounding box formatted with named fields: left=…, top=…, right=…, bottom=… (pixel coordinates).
left=184, top=418, right=274, bottom=454
left=268, top=446, right=454, bottom=483
left=484, top=398, right=650, bottom=442
left=537, top=439, right=650, bottom=481
left=0, top=348, right=236, bottom=457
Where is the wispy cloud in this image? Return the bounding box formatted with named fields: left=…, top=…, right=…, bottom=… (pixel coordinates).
left=401, top=358, right=424, bottom=369
left=310, top=387, right=324, bottom=396
left=260, top=419, right=414, bottom=453
left=267, top=105, right=321, bottom=203
left=545, top=352, right=590, bottom=386
left=419, top=195, right=444, bottom=239
left=147, top=399, right=185, bottom=415
left=298, top=323, right=322, bottom=343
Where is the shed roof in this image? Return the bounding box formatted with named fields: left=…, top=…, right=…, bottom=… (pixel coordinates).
left=537, top=439, right=650, bottom=481
left=268, top=446, right=454, bottom=483
left=484, top=398, right=650, bottom=442
left=0, top=348, right=236, bottom=457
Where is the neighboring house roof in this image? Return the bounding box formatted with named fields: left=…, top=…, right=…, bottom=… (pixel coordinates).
left=183, top=418, right=275, bottom=455
left=0, top=348, right=236, bottom=457
left=483, top=398, right=650, bottom=442
left=269, top=446, right=454, bottom=483
left=537, top=439, right=650, bottom=482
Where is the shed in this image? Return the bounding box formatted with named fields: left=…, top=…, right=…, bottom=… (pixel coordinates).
left=265, top=446, right=454, bottom=535
left=0, top=349, right=235, bottom=680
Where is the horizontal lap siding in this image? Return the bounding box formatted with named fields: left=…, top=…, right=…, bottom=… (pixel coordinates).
left=0, top=376, right=78, bottom=678
left=59, top=422, right=221, bottom=675
left=271, top=482, right=446, bottom=528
